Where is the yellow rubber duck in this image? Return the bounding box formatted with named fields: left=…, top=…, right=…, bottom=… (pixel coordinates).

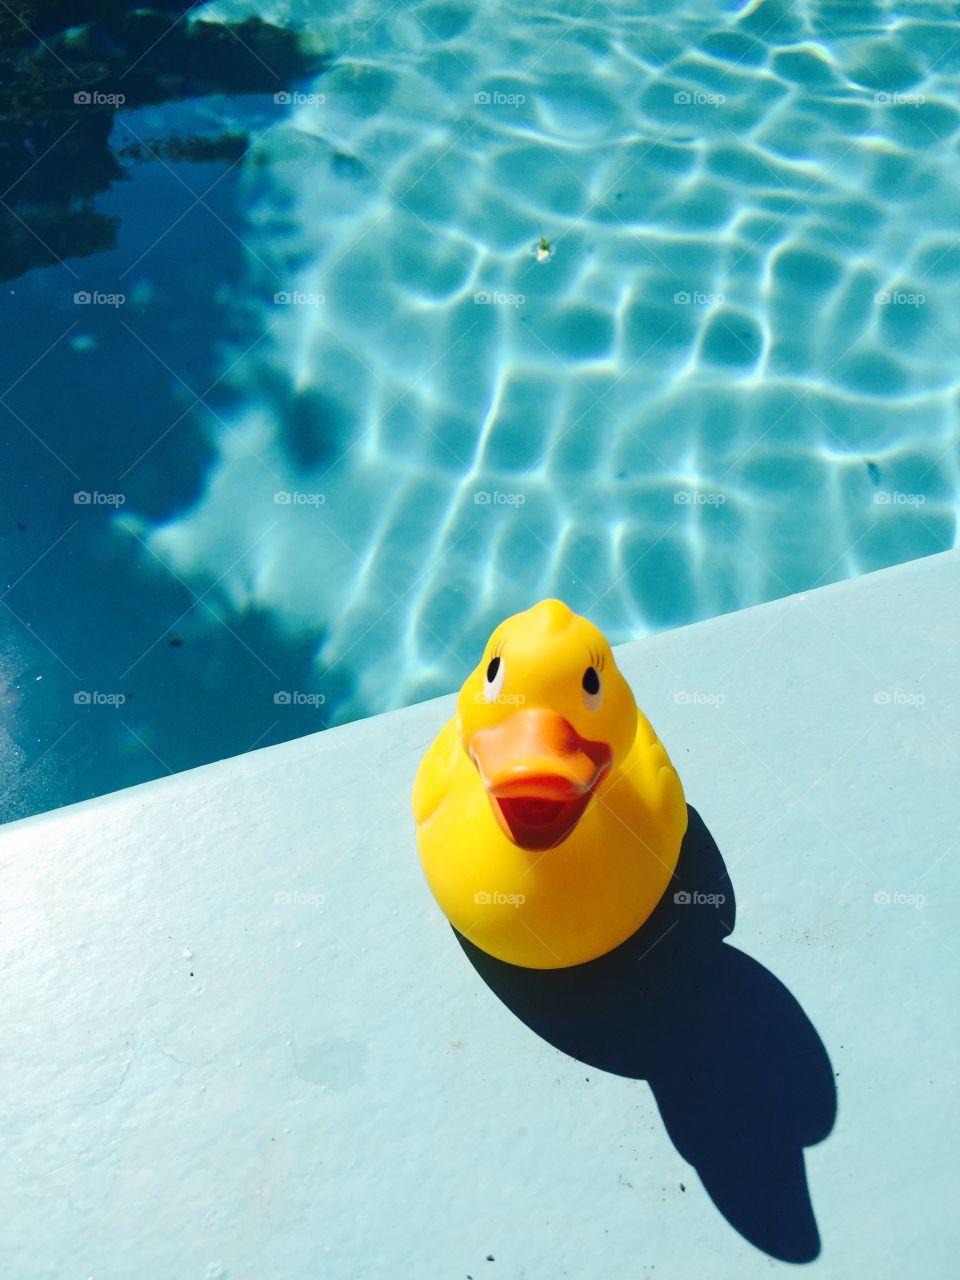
left=413, top=599, right=688, bottom=968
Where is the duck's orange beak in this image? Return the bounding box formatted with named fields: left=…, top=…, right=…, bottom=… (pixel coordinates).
left=468, top=708, right=612, bottom=851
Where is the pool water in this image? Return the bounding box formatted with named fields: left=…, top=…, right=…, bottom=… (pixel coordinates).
left=2, top=0, right=959, bottom=821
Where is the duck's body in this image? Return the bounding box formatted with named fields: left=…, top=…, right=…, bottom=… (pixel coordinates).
left=413, top=600, right=687, bottom=969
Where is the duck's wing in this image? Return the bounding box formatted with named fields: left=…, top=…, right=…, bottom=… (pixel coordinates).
left=626, top=707, right=688, bottom=836
left=411, top=717, right=460, bottom=825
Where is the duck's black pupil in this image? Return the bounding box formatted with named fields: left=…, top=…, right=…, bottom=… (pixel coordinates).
left=486, top=656, right=501, bottom=683
left=582, top=666, right=600, bottom=695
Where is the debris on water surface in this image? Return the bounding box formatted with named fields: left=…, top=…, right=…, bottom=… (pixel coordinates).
left=533, top=226, right=554, bottom=262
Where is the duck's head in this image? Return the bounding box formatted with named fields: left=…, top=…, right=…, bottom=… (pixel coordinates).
left=456, top=599, right=638, bottom=852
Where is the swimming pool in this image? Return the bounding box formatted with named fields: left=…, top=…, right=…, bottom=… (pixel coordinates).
left=2, top=0, right=958, bottom=821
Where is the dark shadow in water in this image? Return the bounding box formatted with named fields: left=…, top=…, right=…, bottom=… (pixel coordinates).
left=456, top=806, right=837, bottom=1263
left=0, top=2, right=323, bottom=281
left=0, top=5, right=345, bottom=821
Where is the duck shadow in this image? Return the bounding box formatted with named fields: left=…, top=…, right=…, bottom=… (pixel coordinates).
left=455, top=806, right=837, bottom=1263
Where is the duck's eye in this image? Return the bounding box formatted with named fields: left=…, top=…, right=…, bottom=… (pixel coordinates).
left=582, top=665, right=602, bottom=710
left=483, top=655, right=505, bottom=702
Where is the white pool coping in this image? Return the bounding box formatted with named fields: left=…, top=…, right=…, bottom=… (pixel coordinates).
left=2, top=549, right=958, bottom=1277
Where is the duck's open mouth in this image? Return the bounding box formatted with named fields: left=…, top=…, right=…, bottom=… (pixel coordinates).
left=492, top=788, right=594, bottom=851
left=469, top=709, right=612, bottom=852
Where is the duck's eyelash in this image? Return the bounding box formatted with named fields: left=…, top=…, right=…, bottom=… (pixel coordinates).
left=588, top=648, right=604, bottom=671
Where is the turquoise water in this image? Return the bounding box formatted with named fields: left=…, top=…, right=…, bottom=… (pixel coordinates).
left=2, top=0, right=959, bottom=819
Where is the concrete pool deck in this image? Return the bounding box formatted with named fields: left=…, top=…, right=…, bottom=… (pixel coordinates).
left=2, top=550, right=958, bottom=1278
